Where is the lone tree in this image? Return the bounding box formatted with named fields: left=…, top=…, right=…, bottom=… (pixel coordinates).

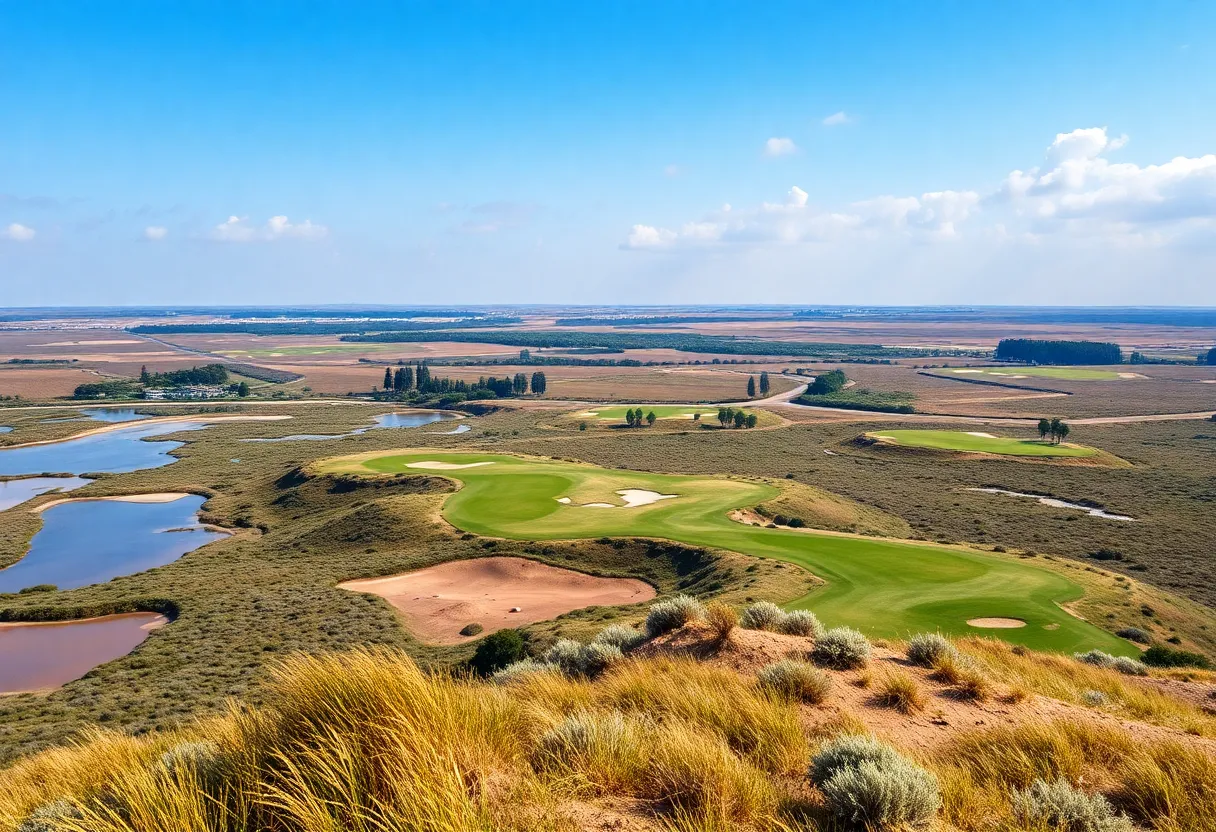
left=1037, top=418, right=1051, bottom=441
left=383, top=367, right=393, bottom=391
left=236, top=381, right=250, bottom=397
left=733, top=410, right=747, bottom=429
left=759, top=371, right=770, bottom=395
left=512, top=373, right=528, bottom=395
left=531, top=371, right=547, bottom=395
left=745, top=412, right=758, bottom=429
left=646, top=410, right=657, bottom=426
left=139, top=365, right=150, bottom=384
left=747, top=376, right=756, bottom=397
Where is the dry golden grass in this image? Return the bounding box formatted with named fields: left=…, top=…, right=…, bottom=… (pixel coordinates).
left=874, top=670, right=927, bottom=714
left=704, top=602, right=738, bottom=644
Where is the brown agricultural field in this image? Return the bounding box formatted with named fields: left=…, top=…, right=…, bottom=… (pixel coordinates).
left=0, top=367, right=107, bottom=399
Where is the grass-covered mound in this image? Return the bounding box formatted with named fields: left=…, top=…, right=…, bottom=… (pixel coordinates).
left=2, top=620, right=1212, bottom=832
left=314, top=449, right=1133, bottom=655
left=866, top=429, right=1102, bottom=458
left=935, top=366, right=1124, bottom=381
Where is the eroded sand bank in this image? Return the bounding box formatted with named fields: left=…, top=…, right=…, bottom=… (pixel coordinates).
left=339, top=556, right=655, bottom=644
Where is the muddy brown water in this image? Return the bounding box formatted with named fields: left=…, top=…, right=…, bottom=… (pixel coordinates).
left=0, top=613, right=167, bottom=694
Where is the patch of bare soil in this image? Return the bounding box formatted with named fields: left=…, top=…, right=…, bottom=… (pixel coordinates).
left=338, top=556, right=655, bottom=645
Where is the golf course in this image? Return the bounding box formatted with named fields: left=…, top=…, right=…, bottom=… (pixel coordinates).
left=867, top=429, right=1101, bottom=458
left=316, top=448, right=1134, bottom=654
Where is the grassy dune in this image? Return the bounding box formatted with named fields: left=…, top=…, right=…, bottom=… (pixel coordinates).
left=938, top=367, right=1125, bottom=381
left=868, top=429, right=1101, bottom=458
left=316, top=449, right=1133, bottom=654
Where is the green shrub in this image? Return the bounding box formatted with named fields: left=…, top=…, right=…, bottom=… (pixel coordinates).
left=811, top=627, right=872, bottom=669
left=906, top=633, right=957, bottom=668
left=778, top=609, right=823, bottom=637
left=1141, top=645, right=1212, bottom=669
left=469, top=629, right=526, bottom=676
left=757, top=660, right=831, bottom=704
left=644, top=594, right=706, bottom=637
left=17, top=800, right=83, bottom=832
left=459, top=623, right=484, bottom=637
left=593, top=624, right=646, bottom=651
left=820, top=757, right=941, bottom=829
left=1115, top=627, right=1151, bottom=644
left=1011, top=778, right=1134, bottom=832
left=739, top=601, right=785, bottom=631
left=810, top=735, right=904, bottom=786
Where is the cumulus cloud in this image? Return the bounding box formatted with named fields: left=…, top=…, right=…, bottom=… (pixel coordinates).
left=209, top=215, right=328, bottom=242
left=143, top=225, right=168, bottom=241
left=623, top=126, right=1216, bottom=251
left=822, top=111, right=852, bottom=127
left=1, top=223, right=36, bottom=241
left=763, top=137, right=797, bottom=157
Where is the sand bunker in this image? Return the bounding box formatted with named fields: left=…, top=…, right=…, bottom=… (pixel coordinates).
left=557, top=489, right=678, bottom=508
left=965, top=432, right=996, bottom=438
left=339, top=556, right=655, bottom=644
left=967, top=617, right=1027, bottom=629
left=404, top=461, right=495, bottom=470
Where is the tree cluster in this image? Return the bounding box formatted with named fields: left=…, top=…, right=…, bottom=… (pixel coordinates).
left=1036, top=417, right=1072, bottom=444
left=1204, top=347, right=1216, bottom=366
left=623, top=408, right=656, bottom=427
left=807, top=369, right=847, bottom=395
left=375, top=363, right=545, bottom=402
left=717, top=407, right=758, bottom=429
left=140, top=363, right=229, bottom=387
left=995, top=339, right=1122, bottom=365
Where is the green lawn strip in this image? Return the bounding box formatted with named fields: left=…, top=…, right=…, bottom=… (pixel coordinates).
left=939, top=367, right=1123, bottom=381
left=869, top=429, right=1099, bottom=458
left=317, top=449, right=1133, bottom=655
left=576, top=405, right=725, bottom=421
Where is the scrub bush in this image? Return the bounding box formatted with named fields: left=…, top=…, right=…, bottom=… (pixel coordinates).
left=491, top=658, right=555, bottom=684
left=820, top=758, right=941, bottom=829
left=593, top=624, right=646, bottom=651
left=1110, top=656, right=1149, bottom=676
left=811, top=627, right=872, bottom=669
left=1011, top=778, right=1134, bottom=832
left=778, top=609, right=823, bottom=637
left=906, top=633, right=956, bottom=668
left=17, top=801, right=83, bottom=832
left=810, top=735, right=904, bottom=786
left=739, top=601, right=785, bottom=631
left=644, top=594, right=706, bottom=637
left=757, top=660, right=832, bottom=704
left=1074, top=650, right=1116, bottom=669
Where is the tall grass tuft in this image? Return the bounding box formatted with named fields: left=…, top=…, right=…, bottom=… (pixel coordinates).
left=875, top=670, right=927, bottom=713
left=704, top=601, right=738, bottom=644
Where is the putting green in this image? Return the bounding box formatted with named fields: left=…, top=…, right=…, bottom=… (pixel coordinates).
left=938, top=367, right=1122, bottom=381
left=869, top=430, right=1099, bottom=458
left=317, top=449, right=1132, bottom=654
left=576, top=405, right=725, bottom=421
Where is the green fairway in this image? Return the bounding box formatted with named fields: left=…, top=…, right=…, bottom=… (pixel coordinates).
left=869, top=429, right=1099, bottom=458
left=576, top=405, right=725, bottom=420
left=317, top=449, right=1132, bottom=654
left=938, top=367, right=1124, bottom=381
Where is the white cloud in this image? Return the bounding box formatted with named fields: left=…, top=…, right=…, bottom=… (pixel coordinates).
left=763, top=137, right=797, bottom=157
left=209, top=215, right=329, bottom=243
left=822, top=111, right=852, bottom=127
left=143, top=225, right=168, bottom=241
left=624, top=126, right=1216, bottom=252
left=1, top=223, right=35, bottom=241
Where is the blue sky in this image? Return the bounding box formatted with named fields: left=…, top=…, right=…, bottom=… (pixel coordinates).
left=2, top=1, right=1215, bottom=306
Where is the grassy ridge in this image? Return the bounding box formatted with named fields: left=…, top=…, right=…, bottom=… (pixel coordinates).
left=317, top=449, right=1133, bottom=654
left=868, top=429, right=1100, bottom=458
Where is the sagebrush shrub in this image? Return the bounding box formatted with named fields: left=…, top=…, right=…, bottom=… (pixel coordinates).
left=812, top=627, right=872, bottom=669
left=491, top=658, right=555, bottom=684
left=578, top=642, right=624, bottom=676
left=159, top=740, right=223, bottom=786
left=1011, top=778, right=1134, bottom=832
left=739, top=601, right=785, bottom=631
left=820, top=757, right=941, bottom=828
left=810, top=735, right=904, bottom=786
left=533, top=711, right=629, bottom=770
left=1115, top=626, right=1151, bottom=644
left=1110, top=656, right=1149, bottom=677
left=17, top=801, right=83, bottom=832
left=1083, top=690, right=1109, bottom=707
left=593, top=624, right=646, bottom=651
left=906, top=633, right=956, bottom=668
left=757, top=660, right=832, bottom=704
left=644, top=594, right=706, bottom=637
left=1074, top=650, right=1116, bottom=669
left=778, top=609, right=823, bottom=637
left=545, top=639, right=587, bottom=674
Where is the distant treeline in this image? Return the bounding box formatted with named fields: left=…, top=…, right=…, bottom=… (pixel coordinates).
left=142, top=364, right=229, bottom=387
left=128, top=318, right=520, bottom=336
left=375, top=363, right=546, bottom=406
left=6, top=358, right=76, bottom=365
left=342, top=330, right=959, bottom=359
left=1205, top=348, right=1216, bottom=366
left=554, top=315, right=789, bottom=327
left=795, top=306, right=1216, bottom=327
left=994, top=339, right=1122, bottom=365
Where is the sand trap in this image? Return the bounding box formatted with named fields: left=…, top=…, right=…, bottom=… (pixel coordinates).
left=559, top=489, right=678, bottom=508
left=967, top=617, right=1027, bottom=629
left=952, top=369, right=984, bottom=374
left=32, top=492, right=192, bottom=513
left=965, top=432, right=996, bottom=438
left=1200, top=380, right=1216, bottom=384
left=404, top=461, right=495, bottom=470
left=1117, top=372, right=1146, bottom=379
left=339, top=556, right=655, bottom=644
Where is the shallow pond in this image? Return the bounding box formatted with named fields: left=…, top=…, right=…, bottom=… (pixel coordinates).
left=243, top=411, right=457, bottom=442
left=0, top=476, right=92, bottom=511
left=967, top=488, right=1136, bottom=521
left=0, top=420, right=206, bottom=476
left=0, top=426, right=11, bottom=434
left=0, top=495, right=227, bottom=593
left=41, top=408, right=151, bottom=424
left=0, top=612, right=167, bottom=693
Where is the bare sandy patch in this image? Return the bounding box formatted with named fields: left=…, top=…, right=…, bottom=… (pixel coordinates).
left=339, top=556, right=655, bottom=644
left=967, top=617, right=1027, bottom=629
left=1118, top=372, right=1147, bottom=379
left=561, top=489, right=678, bottom=508
left=32, top=492, right=193, bottom=513
left=404, top=460, right=495, bottom=471
left=38, top=339, right=143, bottom=347
left=965, top=431, right=996, bottom=438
